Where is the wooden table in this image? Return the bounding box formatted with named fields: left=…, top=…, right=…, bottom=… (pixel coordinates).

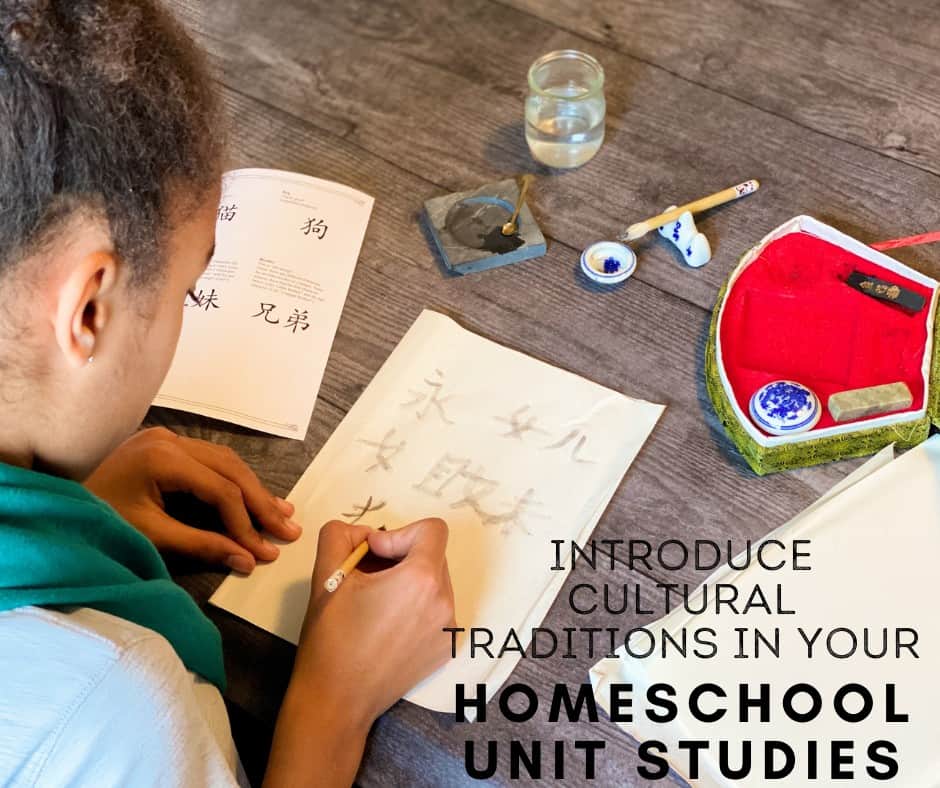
left=153, top=1, right=940, bottom=784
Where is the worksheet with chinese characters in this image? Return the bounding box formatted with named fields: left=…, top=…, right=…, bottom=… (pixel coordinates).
left=153, top=168, right=373, bottom=439
left=211, top=310, right=664, bottom=713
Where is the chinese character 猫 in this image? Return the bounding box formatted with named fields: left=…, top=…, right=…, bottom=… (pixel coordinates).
left=357, top=429, right=406, bottom=472
left=413, top=454, right=473, bottom=498
left=285, top=309, right=310, bottom=333
left=217, top=203, right=237, bottom=222
left=545, top=429, right=597, bottom=463
left=301, top=217, right=328, bottom=239
left=251, top=303, right=280, bottom=324
left=495, top=405, right=550, bottom=441
left=401, top=369, right=454, bottom=424
left=341, top=495, right=386, bottom=525
left=187, top=288, right=221, bottom=311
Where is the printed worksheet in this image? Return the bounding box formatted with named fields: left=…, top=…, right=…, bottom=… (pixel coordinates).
left=211, top=310, right=664, bottom=713
left=154, top=168, right=373, bottom=439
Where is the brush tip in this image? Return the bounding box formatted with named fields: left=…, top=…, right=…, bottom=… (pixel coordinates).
left=621, top=224, right=645, bottom=242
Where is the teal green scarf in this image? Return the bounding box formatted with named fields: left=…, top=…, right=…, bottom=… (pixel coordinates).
left=0, top=461, right=225, bottom=690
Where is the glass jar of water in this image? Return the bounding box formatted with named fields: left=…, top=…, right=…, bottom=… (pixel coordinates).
left=525, top=50, right=605, bottom=169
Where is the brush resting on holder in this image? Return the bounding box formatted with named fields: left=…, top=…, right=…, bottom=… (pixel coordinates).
left=658, top=206, right=712, bottom=267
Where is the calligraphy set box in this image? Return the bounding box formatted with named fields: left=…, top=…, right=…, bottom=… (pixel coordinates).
left=706, top=216, right=940, bottom=474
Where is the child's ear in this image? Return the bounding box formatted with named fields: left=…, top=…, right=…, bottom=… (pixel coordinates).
left=53, top=250, right=120, bottom=368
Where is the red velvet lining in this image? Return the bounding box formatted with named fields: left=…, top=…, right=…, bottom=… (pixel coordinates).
left=719, top=231, right=934, bottom=434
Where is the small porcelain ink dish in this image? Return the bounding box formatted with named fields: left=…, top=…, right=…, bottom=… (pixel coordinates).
left=749, top=380, right=821, bottom=436
left=580, top=241, right=637, bottom=284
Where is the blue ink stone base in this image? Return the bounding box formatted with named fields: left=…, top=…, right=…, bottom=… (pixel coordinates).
left=423, top=179, right=547, bottom=275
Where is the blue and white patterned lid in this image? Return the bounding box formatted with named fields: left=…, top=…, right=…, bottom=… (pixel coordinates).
left=748, top=380, right=821, bottom=436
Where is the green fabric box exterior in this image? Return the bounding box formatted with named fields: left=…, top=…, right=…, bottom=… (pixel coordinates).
left=705, top=278, right=940, bottom=475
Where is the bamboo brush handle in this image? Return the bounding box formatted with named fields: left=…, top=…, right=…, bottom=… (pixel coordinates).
left=619, top=180, right=760, bottom=242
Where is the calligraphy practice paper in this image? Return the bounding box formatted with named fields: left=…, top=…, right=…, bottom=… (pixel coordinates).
left=211, top=310, right=664, bottom=713
left=154, top=168, right=373, bottom=439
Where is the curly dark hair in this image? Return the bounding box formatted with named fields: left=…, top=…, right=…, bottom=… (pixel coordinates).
left=0, top=0, right=222, bottom=285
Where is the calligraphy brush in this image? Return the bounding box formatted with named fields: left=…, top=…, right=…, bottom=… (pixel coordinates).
left=324, top=525, right=387, bottom=593
left=618, top=180, right=760, bottom=242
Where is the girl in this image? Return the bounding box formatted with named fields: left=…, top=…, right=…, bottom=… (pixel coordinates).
left=0, top=1, right=455, bottom=786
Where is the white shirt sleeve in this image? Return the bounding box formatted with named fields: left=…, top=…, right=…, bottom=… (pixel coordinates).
left=34, top=632, right=248, bottom=788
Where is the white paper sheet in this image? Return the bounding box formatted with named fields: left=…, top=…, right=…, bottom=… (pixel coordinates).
left=211, top=310, right=664, bottom=712
left=154, top=168, right=373, bottom=439
left=591, top=441, right=940, bottom=787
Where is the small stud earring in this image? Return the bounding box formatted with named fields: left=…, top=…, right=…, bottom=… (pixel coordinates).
left=86, top=355, right=94, bottom=365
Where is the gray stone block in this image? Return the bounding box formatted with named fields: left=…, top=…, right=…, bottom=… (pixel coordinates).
left=423, top=178, right=547, bottom=275
left=828, top=382, right=914, bottom=422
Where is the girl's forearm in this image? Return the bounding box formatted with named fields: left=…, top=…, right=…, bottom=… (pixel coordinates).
left=264, top=674, right=371, bottom=788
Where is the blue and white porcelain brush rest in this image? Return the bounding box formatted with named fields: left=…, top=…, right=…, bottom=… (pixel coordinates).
left=589, top=180, right=757, bottom=279
left=580, top=203, right=715, bottom=285
left=658, top=205, right=712, bottom=268
left=579, top=186, right=739, bottom=284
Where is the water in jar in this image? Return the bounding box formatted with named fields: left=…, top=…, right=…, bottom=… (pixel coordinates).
left=525, top=51, right=606, bottom=169
left=525, top=91, right=605, bottom=168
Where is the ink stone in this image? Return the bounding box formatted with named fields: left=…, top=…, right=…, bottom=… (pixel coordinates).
left=424, top=179, right=547, bottom=275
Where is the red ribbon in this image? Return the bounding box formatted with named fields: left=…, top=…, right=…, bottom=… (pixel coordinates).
left=871, top=231, right=940, bottom=251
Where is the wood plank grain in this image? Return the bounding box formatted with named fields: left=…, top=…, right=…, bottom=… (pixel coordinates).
left=209, top=85, right=858, bottom=583
left=149, top=86, right=865, bottom=765
left=171, top=0, right=940, bottom=315
left=148, top=3, right=926, bottom=784
left=498, top=0, right=940, bottom=178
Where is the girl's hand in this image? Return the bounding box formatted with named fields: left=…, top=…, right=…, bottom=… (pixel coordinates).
left=265, top=518, right=455, bottom=787
left=297, top=518, right=456, bottom=725
left=84, top=427, right=301, bottom=573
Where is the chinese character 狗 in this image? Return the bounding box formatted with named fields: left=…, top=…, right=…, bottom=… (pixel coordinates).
left=301, top=217, right=328, bottom=239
